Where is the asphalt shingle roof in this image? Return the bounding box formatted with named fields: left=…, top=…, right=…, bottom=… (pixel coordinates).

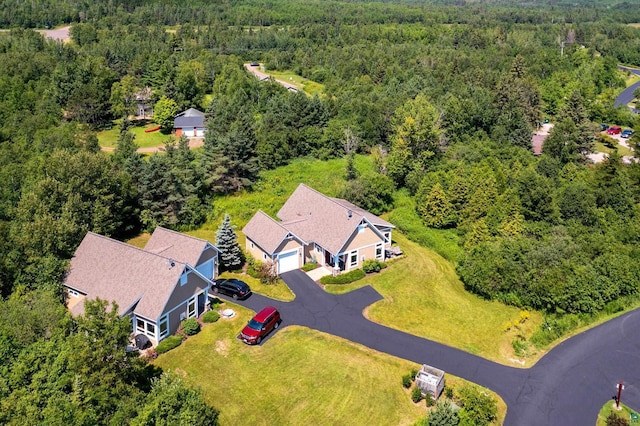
left=243, top=184, right=394, bottom=256
left=174, top=108, right=205, bottom=129
left=144, top=226, right=212, bottom=266
left=65, top=232, right=186, bottom=321
left=242, top=210, right=296, bottom=255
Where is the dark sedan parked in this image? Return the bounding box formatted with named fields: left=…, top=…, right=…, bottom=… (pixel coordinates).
left=211, top=278, right=251, bottom=300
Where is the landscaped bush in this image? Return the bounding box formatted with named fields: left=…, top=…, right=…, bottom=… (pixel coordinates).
left=202, top=310, right=220, bottom=323
left=246, top=255, right=261, bottom=279
left=425, top=393, right=435, bottom=407
left=320, top=269, right=366, bottom=285
left=411, top=386, right=423, bottom=403
left=156, top=335, right=183, bottom=354
left=181, top=318, right=200, bottom=335
left=410, top=369, right=418, bottom=380
left=302, top=261, right=318, bottom=272
left=362, top=259, right=387, bottom=273
left=402, top=374, right=412, bottom=388
left=445, top=386, right=454, bottom=399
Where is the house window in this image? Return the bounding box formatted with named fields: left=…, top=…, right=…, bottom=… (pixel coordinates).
left=376, top=243, right=383, bottom=260
left=136, top=319, right=145, bottom=334
left=263, top=253, right=267, bottom=260
left=250, top=242, right=254, bottom=249
left=159, top=315, right=169, bottom=339
left=187, top=297, right=196, bottom=318
left=180, top=273, right=188, bottom=286
left=67, top=288, right=79, bottom=297
left=350, top=250, right=358, bottom=267
left=146, top=322, right=155, bottom=335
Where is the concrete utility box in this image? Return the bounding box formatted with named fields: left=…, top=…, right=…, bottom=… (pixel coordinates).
left=415, top=364, right=445, bottom=400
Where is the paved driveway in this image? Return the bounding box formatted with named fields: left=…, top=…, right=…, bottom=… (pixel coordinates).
left=220, top=270, right=640, bottom=425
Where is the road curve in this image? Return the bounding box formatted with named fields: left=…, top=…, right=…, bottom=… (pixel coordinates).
left=615, top=66, right=640, bottom=110
left=221, top=269, right=640, bottom=425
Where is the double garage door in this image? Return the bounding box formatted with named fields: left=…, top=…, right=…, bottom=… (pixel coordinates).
left=182, top=127, right=205, bottom=137
left=277, top=250, right=299, bottom=274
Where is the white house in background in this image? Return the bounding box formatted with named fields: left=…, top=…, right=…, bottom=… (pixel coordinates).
left=243, top=184, right=394, bottom=275
left=63, top=227, right=218, bottom=345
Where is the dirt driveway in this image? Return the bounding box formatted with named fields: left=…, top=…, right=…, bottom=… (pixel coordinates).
left=243, top=63, right=300, bottom=92
left=101, top=137, right=204, bottom=154
left=38, top=26, right=72, bottom=42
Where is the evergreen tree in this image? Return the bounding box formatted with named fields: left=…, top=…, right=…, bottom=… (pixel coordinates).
left=427, top=400, right=460, bottom=426
left=215, top=214, right=244, bottom=271
left=419, top=183, right=454, bottom=228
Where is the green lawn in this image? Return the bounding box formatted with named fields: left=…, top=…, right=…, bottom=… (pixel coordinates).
left=597, top=400, right=639, bottom=426
left=326, top=233, right=542, bottom=365
left=97, top=119, right=175, bottom=149
left=154, top=307, right=506, bottom=425
left=595, top=140, right=634, bottom=157
left=264, top=69, right=325, bottom=96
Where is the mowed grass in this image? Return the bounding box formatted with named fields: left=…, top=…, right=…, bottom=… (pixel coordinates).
left=265, top=69, right=325, bottom=96
left=596, top=401, right=639, bottom=426
left=595, top=140, right=634, bottom=157
left=154, top=306, right=505, bottom=425
left=97, top=119, right=175, bottom=148
left=328, top=233, right=543, bottom=365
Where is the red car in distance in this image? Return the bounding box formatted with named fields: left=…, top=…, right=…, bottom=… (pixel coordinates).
left=239, top=306, right=281, bottom=345
left=607, top=126, right=622, bottom=135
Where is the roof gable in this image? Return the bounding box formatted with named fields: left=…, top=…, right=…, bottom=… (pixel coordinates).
left=65, top=233, right=187, bottom=320
left=144, top=226, right=214, bottom=267
left=276, top=184, right=389, bottom=254
left=174, top=108, right=205, bottom=128
left=243, top=210, right=298, bottom=255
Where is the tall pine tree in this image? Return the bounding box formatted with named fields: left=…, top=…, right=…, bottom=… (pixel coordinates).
left=215, top=214, right=244, bottom=271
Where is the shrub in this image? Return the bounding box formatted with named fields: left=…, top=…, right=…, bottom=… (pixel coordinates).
left=181, top=318, right=200, bottom=336
left=445, top=386, right=454, bottom=399
left=411, top=386, right=423, bottom=403
left=202, top=310, right=220, bottom=323
left=402, top=374, right=412, bottom=388
left=362, top=259, right=387, bottom=273
left=302, top=262, right=318, bottom=272
left=156, top=335, right=183, bottom=354
left=456, top=384, right=497, bottom=426
left=512, top=337, right=528, bottom=357
left=246, top=256, right=261, bottom=279
left=256, top=260, right=278, bottom=285
left=425, top=392, right=435, bottom=407
left=410, top=369, right=419, bottom=380
left=320, top=269, right=366, bottom=285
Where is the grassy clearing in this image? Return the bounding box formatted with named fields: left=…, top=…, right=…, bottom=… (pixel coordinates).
left=154, top=309, right=505, bottom=426
left=327, top=233, right=542, bottom=365
left=264, top=69, right=325, bottom=96
left=594, top=140, right=634, bottom=157
left=596, top=400, right=639, bottom=426
left=209, top=155, right=373, bottom=227
left=97, top=119, right=174, bottom=148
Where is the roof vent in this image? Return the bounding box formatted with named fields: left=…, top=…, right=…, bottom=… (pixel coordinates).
left=347, top=210, right=353, bottom=218
left=168, top=258, right=175, bottom=268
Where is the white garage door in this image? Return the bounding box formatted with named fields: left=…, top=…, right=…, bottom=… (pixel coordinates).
left=278, top=250, right=298, bottom=273
left=183, top=127, right=195, bottom=137
left=195, top=128, right=205, bottom=137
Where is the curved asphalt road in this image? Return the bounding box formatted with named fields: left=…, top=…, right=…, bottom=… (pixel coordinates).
left=615, top=66, right=640, bottom=111
left=222, top=270, right=640, bottom=425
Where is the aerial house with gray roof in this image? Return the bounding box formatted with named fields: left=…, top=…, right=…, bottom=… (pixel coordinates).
left=243, top=184, right=394, bottom=275
left=173, top=108, right=206, bottom=137
left=64, top=227, right=218, bottom=345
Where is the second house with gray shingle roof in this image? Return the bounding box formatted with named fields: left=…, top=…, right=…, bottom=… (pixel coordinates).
left=64, top=227, right=218, bottom=345
left=243, top=184, right=394, bottom=275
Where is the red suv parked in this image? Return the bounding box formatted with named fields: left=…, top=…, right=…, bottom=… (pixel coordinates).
left=607, top=126, right=622, bottom=135
left=239, top=306, right=281, bottom=345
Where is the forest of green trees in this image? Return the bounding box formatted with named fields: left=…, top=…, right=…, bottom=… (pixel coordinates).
left=2, top=0, right=640, bottom=423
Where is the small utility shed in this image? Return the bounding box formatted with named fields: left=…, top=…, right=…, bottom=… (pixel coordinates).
left=415, top=364, right=445, bottom=400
